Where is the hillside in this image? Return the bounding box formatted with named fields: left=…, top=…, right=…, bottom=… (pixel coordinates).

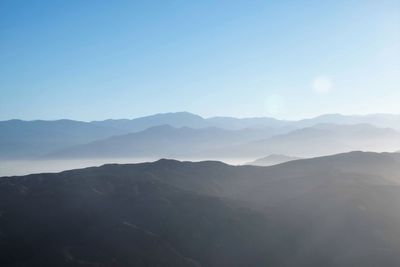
left=246, top=154, right=302, bottom=166
left=211, top=124, right=400, bottom=158
left=46, top=125, right=276, bottom=159
left=2, top=113, right=400, bottom=159
left=0, top=120, right=122, bottom=159
left=1, top=152, right=400, bottom=266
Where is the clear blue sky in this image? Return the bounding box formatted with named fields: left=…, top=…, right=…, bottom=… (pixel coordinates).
left=1, top=0, right=399, bottom=121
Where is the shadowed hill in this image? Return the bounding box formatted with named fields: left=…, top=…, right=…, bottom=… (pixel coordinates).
left=1, top=152, right=400, bottom=266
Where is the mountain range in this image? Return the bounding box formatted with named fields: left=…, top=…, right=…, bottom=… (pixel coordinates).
left=45, top=123, right=400, bottom=159
left=210, top=123, right=400, bottom=158
left=45, top=125, right=278, bottom=159
left=1, top=112, right=400, bottom=160
left=0, top=120, right=123, bottom=159
left=91, top=112, right=400, bottom=131
left=1, top=151, right=400, bottom=266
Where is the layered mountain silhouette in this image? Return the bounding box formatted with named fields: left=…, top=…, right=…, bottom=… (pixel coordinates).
left=0, top=119, right=123, bottom=159
left=46, top=122, right=400, bottom=160
left=1, top=151, right=400, bottom=266
left=91, top=112, right=209, bottom=132
left=2, top=112, right=400, bottom=159
left=46, top=125, right=278, bottom=159
left=0, top=112, right=286, bottom=159
left=211, top=123, right=400, bottom=158
left=45, top=123, right=400, bottom=159
left=295, top=113, right=400, bottom=130
left=92, top=112, right=400, bottom=131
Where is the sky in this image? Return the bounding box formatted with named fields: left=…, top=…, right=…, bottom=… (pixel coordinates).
left=1, top=0, right=399, bottom=121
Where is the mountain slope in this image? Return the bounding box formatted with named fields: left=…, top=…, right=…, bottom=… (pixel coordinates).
left=91, top=112, right=209, bottom=132
left=92, top=112, right=400, bottom=131
left=246, top=154, right=302, bottom=166
left=47, top=125, right=276, bottom=159
left=2, top=113, right=400, bottom=159
left=0, top=120, right=122, bottom=159
left=46, top=123, right=400, bottom=160
left=1, top=152, right=400, bottom=266
left=205, top=116, right=288, bottom=130
left=296, top=113, right=400, bottom=130
left=211, top=124, right=400, bottom=158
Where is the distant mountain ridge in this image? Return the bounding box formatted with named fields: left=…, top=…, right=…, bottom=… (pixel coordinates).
left=46, top=123, right=400, bottom=159
left=4, top=112, right=400, bottom=131
left=0, top=119, right=123, bottom=159
left=210, top=123, right=400, bottom=158
left=92, top=112, right=400, bottom=131
left=91, top=112, right=208, bottom=131
left=2, top=112, right=400, bottom=159
left=46, top=125, right=278, bottom=159
left=295, top=113, right=400, bottom=129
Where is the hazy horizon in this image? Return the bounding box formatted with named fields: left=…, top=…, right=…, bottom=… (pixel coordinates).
left=3, top=111, right=400, bottom=122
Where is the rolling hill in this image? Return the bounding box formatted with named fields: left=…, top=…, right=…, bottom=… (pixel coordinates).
left=211, top=123, right=400, bottom=158
left=0, top=119, right=122, bottom=159
left=1, top=152, right=400, bottom=266
left=2, top=113, right=400, bottom=160
left=46, top=125, right=277, bottom=159
left=46, top=123, right=400, bottom=160
left=295, top=113, right=400, bottom=130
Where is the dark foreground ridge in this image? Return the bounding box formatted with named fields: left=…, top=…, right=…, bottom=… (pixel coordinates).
left=1, top=152, right=400, bottom=266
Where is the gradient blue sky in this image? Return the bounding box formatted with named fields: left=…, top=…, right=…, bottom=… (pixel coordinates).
left=1, top=0, right=399, bottom=121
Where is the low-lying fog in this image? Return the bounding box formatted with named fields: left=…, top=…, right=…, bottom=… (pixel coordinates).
left=0, top=157, right=254, bottom=177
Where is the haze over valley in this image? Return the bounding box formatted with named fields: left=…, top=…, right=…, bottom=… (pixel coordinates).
left=1, top=112, right=400, bottom=176
left=1, top=0, right=400, bottom=266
